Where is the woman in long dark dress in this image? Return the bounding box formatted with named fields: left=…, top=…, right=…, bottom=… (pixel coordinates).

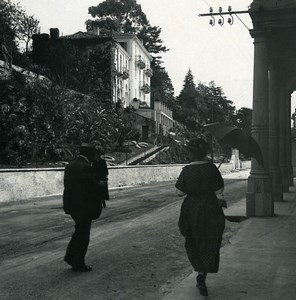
left=175, top=138, right=225, bottom=297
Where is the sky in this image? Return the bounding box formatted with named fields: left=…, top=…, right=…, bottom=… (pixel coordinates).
left=13, top=0, right=256, bottom=110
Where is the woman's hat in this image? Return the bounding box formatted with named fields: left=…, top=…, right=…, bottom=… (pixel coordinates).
left=185, top=138, right=210, bottom=154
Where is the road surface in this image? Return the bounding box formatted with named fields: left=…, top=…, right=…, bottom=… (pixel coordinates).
left=0, top=171, right=249, bottom=299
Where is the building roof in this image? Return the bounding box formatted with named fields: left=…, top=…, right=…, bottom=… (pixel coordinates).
left=60, top=31, right=152, bottom=60
left=61, top=31, right=103, bottom=40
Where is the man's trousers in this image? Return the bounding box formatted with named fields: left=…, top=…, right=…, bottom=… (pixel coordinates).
left=65, top=213, right=92, bottom=267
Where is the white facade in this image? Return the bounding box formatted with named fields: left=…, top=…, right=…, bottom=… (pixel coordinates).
left=153, top=101, right=174, bottom=135
left=113, top=44, right=130, bottom=105
left=113, top=33, right=153, bottom=108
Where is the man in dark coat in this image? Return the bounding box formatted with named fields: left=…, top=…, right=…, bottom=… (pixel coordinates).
left=63, top=143, right=102, bottom=272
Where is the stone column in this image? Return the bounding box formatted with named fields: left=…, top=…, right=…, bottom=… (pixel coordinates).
left=279, top=84, right=289, bottom=192
left=246, top=31, right=273, bottom=217
left=269, top=62, right=283, bottom=201
left=287, top=90, right=294, bottom=186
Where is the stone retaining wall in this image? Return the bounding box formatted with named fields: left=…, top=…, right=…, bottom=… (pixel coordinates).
left=0, top=161, right=250, bottom=203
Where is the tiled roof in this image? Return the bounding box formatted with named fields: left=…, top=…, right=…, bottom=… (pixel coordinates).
left=61, top=31, right=101, bottom=39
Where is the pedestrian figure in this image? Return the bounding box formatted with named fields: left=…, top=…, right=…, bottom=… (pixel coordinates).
left=92, top=148, right=109, bottom=208
left=63, top=143, right=103, bottom=272
left=175, top=138, right=225, bottom=296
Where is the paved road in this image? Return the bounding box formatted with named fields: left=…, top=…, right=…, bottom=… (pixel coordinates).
left=0, top=171, right=249, bottom=300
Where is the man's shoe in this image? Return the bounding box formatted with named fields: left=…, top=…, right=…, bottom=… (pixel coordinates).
left=196, top=274, right=208, bottom=296
left=72, top=265, right=93, bottom=272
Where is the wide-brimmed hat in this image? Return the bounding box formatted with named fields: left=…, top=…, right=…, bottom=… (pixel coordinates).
left=185, top=138, right=210, bottom=154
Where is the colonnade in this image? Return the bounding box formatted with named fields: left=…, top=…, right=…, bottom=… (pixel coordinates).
left=246, top=2, right=296, bottom=216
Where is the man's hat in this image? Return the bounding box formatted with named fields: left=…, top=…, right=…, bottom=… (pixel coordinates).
left=80, top=142, right=97, bottom=150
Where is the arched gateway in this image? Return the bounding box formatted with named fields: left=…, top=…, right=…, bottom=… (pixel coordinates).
left=247, top=0, right=296, bottom=216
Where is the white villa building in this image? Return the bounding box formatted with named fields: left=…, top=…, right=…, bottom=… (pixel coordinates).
left=113, top=33, right=153, bottom=108
left=32, top=27, right=174, bottom=140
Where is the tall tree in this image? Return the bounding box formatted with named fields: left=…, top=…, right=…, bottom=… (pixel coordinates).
left=178, top=69, right=198, bottom=109
left=17, top=14, right=39, bottom=53
left=232, top=107, right=252, bottom=135
left=174, top=69, right=200, bottom=130
left=206, top=81, right=235, bottom=124
left=86, top=0, right=168, bottom=56
left=0, top=0, right=20, bottom=66
left=0, top=0, right=39, bottom=64
left=175, top=70, right=236, bottom=132
left=151, top=67, right=175, bottom=109
left=195, top=82, right=212, bottom=123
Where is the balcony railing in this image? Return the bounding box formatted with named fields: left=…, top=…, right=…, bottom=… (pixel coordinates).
left=144, top=68, right=153, bottom=77
left=136, top=55, right=146, bottom=69
left=140, top=82, right=151, bottom=94
left=117, top=67, right=129, bottom=79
